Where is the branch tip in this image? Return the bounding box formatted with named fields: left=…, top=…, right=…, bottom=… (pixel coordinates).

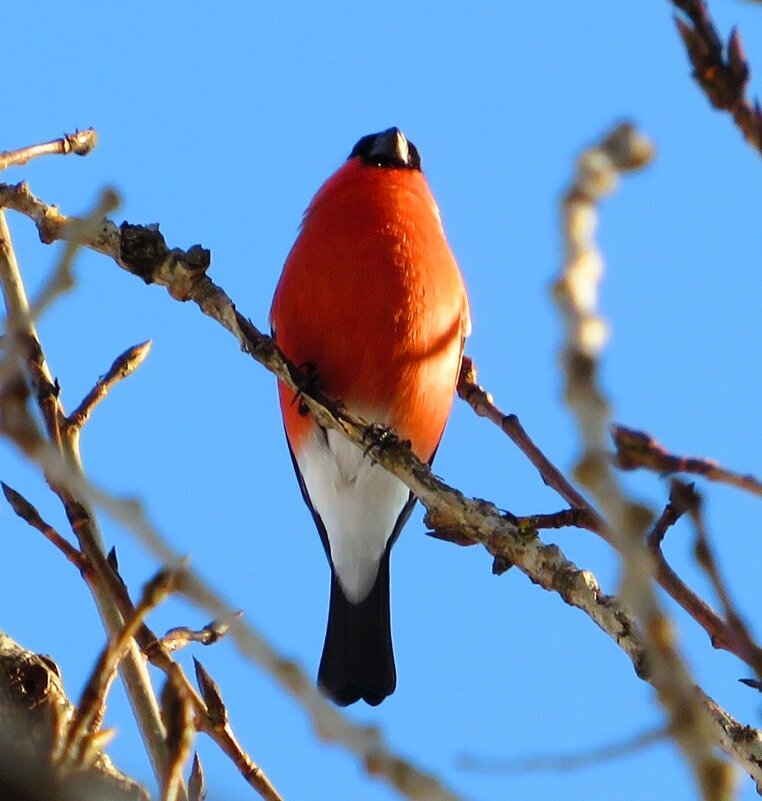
left=0, top=128, right=98, bottom=171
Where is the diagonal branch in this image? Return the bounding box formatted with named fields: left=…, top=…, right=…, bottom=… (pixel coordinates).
left=2, top=481, right=90, bottom=574
left=614, top=424, right=762, bottom=498
left=0, top=209, right=178, bottom=795
left=458, top=355, right=762, bottom=675
left=457, top=355, right=606, bottom=538
left=647, top=484, right=762, bottom=673
left=69, top=340, right=152, bottom=430
left=2, top=177, right=762, bottom=793
left=682, top=481, right=762, bottom=680
left=670, top=0, right=762, bottom=155
left=62, top=567, right=182, bottom=764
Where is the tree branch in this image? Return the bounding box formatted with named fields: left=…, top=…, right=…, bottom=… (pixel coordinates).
left=0, top=209, right=179, bottom=794
left=458, top=350, right=762, bottom=679
left=68, top=340, right=152, bottom=431
left=614, top=424, right=762, bottom=498
left=0, top=129, right=98, bottom=171
left=2, top=161, right=762, bottom=793
left=0, top=630, right=148, bottom=800
left=552, top=122, right=731, bottom=800
left=2, top=481, right=90, bottom=574
left=457, top=355, right=607, bottom=539
left=459, top=725, right=665, bottom=774
left=670, top=0, right=762, bottom=155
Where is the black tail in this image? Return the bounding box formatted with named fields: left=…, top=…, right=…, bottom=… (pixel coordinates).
left=318, top=550, right=395, bottom=706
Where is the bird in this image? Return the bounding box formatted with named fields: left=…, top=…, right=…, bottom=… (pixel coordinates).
left=270, top=127, right=470, bottom=706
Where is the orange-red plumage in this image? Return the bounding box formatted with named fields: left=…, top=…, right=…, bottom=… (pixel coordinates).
left=270, top=128, right=469, bottom=705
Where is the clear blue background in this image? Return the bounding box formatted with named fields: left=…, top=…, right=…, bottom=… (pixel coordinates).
left=3, top=2, right=762, bottom=800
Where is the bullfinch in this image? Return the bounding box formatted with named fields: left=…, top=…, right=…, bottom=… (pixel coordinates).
left=270, top=127, right=470, bottom=705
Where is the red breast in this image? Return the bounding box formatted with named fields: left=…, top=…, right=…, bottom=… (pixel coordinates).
left=271, top=146, right=469, bottom=458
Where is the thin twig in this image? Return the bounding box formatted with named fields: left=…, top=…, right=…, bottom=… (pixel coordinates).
left=670, top=0, right=762, bottom=155
left=648, top=485, right=762, bottom=666
left=457, top=355, right=607, bottom=539
left=458, top=354, right=762, bottom=677
left=0, top=209, right=177, bottom=792
left=41, top=512, right=285, bottom=801
left=159, top=612, right=244, bottom=654
left=647, top=489, right=686, bottom=549
left=459, top=726, right=666, bottom=774
left=0, top=129, right=98, bottom=171
left=160, top=671, right=195, bottom=801
left=1, top=481, right=90, bottom=574
left=614, top=424, right=762, bottom=498
left=62, top=567, right=181, bottom=764
left=683, top=482, right=762, bottom=679
left=68, top=340, right=152, bottom=430
left=193, top=659, right=283, bottom=801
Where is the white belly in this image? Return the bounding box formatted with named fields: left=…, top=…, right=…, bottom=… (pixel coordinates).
left=294, top=422, right=410, bottom=603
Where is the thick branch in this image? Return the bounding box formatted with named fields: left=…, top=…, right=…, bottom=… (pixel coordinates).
left=0, top=631, right=147, bottom=801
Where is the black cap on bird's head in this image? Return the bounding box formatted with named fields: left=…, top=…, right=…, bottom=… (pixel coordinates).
left=349, top=127, right=421, bottom=171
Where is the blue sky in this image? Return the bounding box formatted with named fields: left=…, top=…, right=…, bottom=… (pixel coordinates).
left=3, top=2, right=762, bottom=800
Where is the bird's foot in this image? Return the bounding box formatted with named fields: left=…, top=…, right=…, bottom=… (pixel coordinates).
left=290, top=361, right=321, bottom=417
left=362, top=422, right=408, bottom=458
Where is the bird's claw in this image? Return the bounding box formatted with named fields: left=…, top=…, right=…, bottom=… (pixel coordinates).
left=290, top=361, right=321, bottom=417
left=362, top=423, right=406, bottom=458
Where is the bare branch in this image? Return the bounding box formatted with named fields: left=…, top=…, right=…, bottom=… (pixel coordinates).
left=1, top=481, right=89, bottom=573
left=62, top=567, right=182, bottom=764
left=3, top=180, right=761, bottom=794
left=0, top=209, right=177, bottom=791
left=69, top=340, right=152, bottom=430
left=458, top=347, right=762, bottom=675
left=459, top=726, right=666, bottom=774
left=160, top=671, right=195, bottom=801
left=0, top=129, right=98, bottom=171
left=670, top=0, right=762, bottom=155
left=553, top=122, right=732, bottom=800
left=457, top=355, right=606, bottom=539
left=614, top=424, right=762, bottom=498
left=683, top=482, right=762, bottom=679
left=647, top=489, right=687, bottom=549
left=192, top=658, right=283, bottom=801
left=646, top=484, right=762, bottom=671
left=158, top=612, right=243, bottom=654
left=43, top=524, right=286, bottom=801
